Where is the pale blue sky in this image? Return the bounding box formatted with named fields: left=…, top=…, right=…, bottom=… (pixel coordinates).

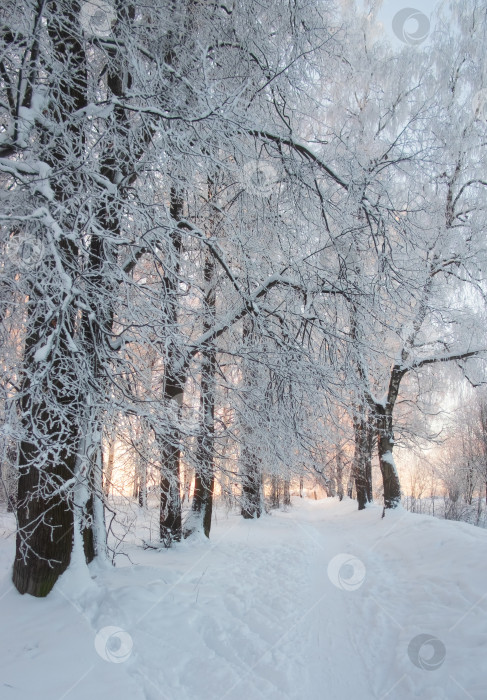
left=374, top=0, right=445, bottom=49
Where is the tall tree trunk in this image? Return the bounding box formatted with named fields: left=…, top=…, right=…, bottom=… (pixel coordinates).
left=79, top=28, right=135, bottom=563
left=270, top=475, right=280, bottom=509
left=365, top=426, right=373, bottom=503
left=353, top=407, right=373, bottom=510
left=76, top=0, right=157, bottom=563
left=138, top=456, right=147, bottom=509
left=241, top=452, right=262, bottom=518
left=347, top=476, right=354, bottom=499
left=159, top=190, right=185, bottom=545
left=185, top=237, right=217, bottom=538
left=159, top=370, right=184, bottom=545
left=158, top=0, right=205, bottom=544
left=336, top=448, right=344, bottom=501
left=104, top=423, right=116, bottom=497
left=187, top=339, right=216, bottom=536
left=283, top=479, right=291, bottom=506
left=13, top=2, right=87, bottom=597
left=240, top=316, right=262, bottom=519
left=374, top=363, right=404, bottom=511
left=131, top=420, right=146, bottom=507
left=376, top=406, right=401, bottom=510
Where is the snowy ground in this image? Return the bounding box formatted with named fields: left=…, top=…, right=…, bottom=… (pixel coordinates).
left=1, top=498, right=486, bottom=700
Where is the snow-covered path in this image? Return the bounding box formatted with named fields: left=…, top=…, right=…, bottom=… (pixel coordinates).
left=1, top=498, right=486, bottom=699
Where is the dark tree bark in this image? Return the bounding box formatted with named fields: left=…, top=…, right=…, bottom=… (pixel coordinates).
left=13, top=2, right=87, bottom=597
left=353, top=406, right=373, bottom=510
left=138, top=463, right=147, bottom=509
left=159, top=372, right=184, bottom=545
left=347, top=477, right=354, bottom=500
left=240, top=316, right=262, bottom=519
left=241, top=457, right=263, bottom=518
left=371, top=347, right=480, bottom=513
left=80, top=1, right=141, bottom=564
left=185, top=239, right=217, bottom=539
left=373, top=364, right=404, bottom=511
left=159, top=190, right=184, bottom=545
left=13, top=0, right=152, bottom=592
left=336, top=448, right=344, bottom=501
left=365, top=435, right=373, bottom=503
left=376, top=409, right=401, bottom=510
left=159, top=0, right=209, bottom=544
left=283, top=479, right=291, bottom=506
left=270, top=475, right=280, bottom=509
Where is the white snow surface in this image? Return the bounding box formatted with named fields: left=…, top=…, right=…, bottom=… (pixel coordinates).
left=1, top=498, right=486, bottom=700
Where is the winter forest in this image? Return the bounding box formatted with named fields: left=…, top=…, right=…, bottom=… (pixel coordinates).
left=1, top=0, right=487, bottom=698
